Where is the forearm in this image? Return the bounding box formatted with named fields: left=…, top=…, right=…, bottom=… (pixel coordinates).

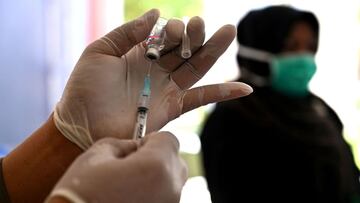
left=2, top=114, right=82, bottom=203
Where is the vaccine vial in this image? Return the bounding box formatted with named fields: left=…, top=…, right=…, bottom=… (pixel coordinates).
left=145, top=17, right=167, bottom=60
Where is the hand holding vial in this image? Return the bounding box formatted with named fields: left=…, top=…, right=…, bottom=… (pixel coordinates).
left=53, top=9, right=253, bottom=149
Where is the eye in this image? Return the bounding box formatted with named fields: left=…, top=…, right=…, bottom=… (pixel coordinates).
left=283, top=40, right=299, bottom=52
left=308, top=40, right=318, bottom=53
left=282, top=22, right=317, bottom=54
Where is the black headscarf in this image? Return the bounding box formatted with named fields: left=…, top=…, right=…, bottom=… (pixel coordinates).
left=236, top=5, right=319, bottom=80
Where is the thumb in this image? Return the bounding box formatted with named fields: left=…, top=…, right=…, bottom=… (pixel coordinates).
left=181, top=82, right=253, bottom=113
left=86, top=9, right=160, bottom=57
left=140, top=131, right=180, bottom=154
left=89, top=137, right=138, bottom=159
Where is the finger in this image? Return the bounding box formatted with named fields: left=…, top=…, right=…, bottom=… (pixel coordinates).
left=142, top=131, right=180, bottom=154
left=171, top=25, right=236, bottom=89
left=181, top=82, right=253, bottom=113
left=179, top=157, right=189, bottom=185
left=91, top=137, right=138, bottom=158
left=86, top=9, right=160, bottom=57
left=111, top=139, right=139, bottom=158
left=158, top=16, right=205, bottom=72
left=186, top=16, right=205, bottom=53
left=161, top=19, right=184, bottom=53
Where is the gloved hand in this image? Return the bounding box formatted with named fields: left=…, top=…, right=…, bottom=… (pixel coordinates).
left=47, top=132, right=187, bottom=203
left=54, top=9, right=253, bottom=149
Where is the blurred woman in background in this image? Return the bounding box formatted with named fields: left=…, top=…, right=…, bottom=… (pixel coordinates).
left=201, top=5, right=360, bottom=203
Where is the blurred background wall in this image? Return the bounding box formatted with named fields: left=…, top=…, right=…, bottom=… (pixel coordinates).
left=0, top=0, right=359, bottom=202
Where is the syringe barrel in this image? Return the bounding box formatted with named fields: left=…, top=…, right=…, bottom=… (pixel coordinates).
left=138, top=94, right=150, bottom=109
left=133, top=109, right=148, bottom=140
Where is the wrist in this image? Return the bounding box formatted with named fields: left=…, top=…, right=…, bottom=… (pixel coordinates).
left=54, top=104, right=93, bottom=150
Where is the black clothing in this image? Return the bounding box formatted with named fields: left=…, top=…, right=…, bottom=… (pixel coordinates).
left=201, top=87, right=360, bottom=203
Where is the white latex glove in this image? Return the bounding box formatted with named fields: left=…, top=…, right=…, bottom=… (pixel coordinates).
left=54, top=9, right=253, bottom=149
left=47, top=132, right=187, bottom=203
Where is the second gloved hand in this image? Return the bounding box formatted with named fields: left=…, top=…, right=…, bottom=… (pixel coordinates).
left=47, top=132, right=187, bottom=203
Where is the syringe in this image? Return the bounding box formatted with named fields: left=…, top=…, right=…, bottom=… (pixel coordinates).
left=133, top=17, right=166, bottom=140
left=133, top=73, right=151, bottom=140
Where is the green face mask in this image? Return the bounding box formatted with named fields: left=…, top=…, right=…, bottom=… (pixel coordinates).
left=238, top=44, right=317, bottom=97
left=271, top=54, right=316, bottom=97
